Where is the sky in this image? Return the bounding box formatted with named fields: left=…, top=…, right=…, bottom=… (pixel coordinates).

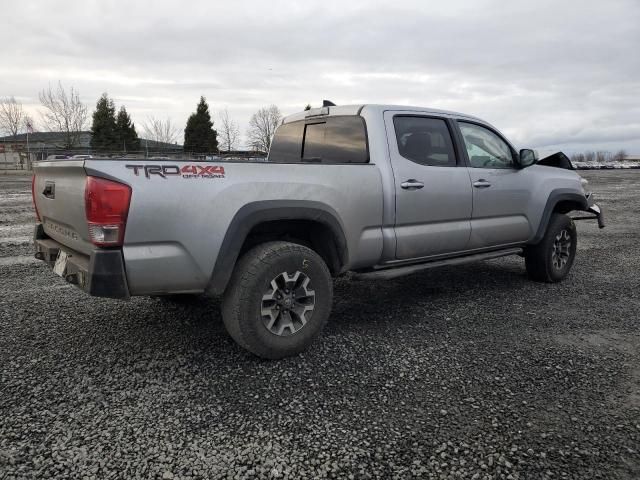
left=1, top=0, right=638, bottom=154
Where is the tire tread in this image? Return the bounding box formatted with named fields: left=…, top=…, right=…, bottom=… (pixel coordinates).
left=525, top=213, right=577, bottom=283
left=222, top=241, right=332, bottom=358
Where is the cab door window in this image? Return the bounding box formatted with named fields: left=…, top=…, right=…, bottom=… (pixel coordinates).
left=458, top=122, right=515, bottom=169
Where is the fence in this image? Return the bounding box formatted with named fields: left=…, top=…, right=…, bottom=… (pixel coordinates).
left=0, top=150, right=267, bottom=174
left=0, top=151, right=30, bottom=173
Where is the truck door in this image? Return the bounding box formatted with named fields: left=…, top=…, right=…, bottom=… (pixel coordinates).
left=455, top=121, right=532, bottom=248
left=385, top=112, right=473, bottom=260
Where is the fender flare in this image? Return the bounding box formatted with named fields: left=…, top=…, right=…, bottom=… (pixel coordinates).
left=529, top=189, right=588, bottom=244
left=207, top=200, right=348, bottom=295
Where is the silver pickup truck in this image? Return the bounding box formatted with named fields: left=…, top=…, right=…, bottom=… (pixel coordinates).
left=32, top=104, right=604, bottom=359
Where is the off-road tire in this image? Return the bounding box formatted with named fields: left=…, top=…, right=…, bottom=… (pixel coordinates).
left=525, top=213, right=577, bottom=282
left=222, top=241, right=333, bottom=359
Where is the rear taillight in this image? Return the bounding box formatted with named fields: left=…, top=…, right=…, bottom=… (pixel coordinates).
left=31, top=175, right=41, bottom=222
left=84, top=176, right=131, bottom=247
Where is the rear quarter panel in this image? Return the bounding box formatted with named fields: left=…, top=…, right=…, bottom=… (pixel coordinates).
left=85, top=160, right=384, bottom=295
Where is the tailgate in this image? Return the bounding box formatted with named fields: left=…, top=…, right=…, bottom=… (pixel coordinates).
left=33, top=160, right=94, bottom=255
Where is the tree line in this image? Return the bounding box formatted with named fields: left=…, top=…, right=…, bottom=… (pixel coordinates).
left=0, top=82, right=309, bottom=153
left=570, top=150, right=628, bottom=163
left=91, top=93, right=229, bottom=153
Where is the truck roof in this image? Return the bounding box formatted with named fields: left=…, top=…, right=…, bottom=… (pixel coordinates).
left=282, top=104, right=485, bottom=124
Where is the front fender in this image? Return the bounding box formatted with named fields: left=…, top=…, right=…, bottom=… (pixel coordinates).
left=529, top=189, right=589, bottom=244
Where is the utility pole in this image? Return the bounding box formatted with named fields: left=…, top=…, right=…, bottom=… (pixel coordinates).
left=2, top=136, right=6, bottom=174
left=25, top=119, right=33, bottom=169
left=26, top=130, right=30, bottom=170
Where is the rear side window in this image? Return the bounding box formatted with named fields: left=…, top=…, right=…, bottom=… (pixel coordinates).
left=268, top=116, right=368, bottom=164
left=393, top=116, right=457, bottom=167
left=267, top=121, right=304, bottom=163
left=302, top=122, right=325, bottom=161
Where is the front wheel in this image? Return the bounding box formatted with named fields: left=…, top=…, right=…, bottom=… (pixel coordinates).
left=222, top=241, right=333, bottom=359
left=525, top=213, right=577, bottom=282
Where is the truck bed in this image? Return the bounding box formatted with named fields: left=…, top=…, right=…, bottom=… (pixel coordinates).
left=33, top=159, right=385, bottom=296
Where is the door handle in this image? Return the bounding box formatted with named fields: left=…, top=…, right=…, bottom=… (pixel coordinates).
left=473, top=179, right=491, bottom=189
left=401, top=179, right=424, bottom=190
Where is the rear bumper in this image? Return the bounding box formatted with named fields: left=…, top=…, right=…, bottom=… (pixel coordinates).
left=34, top=224, right=130, bottom=299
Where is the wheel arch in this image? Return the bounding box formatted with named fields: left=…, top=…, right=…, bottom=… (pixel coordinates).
left=207, top=201, right=349, bottom=295
left=529, top=189, right=588, bottom=245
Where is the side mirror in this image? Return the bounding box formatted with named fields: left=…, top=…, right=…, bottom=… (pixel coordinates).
left=519, top=148, right=538, bottom=168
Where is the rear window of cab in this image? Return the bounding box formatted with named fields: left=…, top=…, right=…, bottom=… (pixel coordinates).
left=268, top=116, right=369, bottom=164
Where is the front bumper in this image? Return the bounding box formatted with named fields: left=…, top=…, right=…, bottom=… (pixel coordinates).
left=34, top=224, right=130, bottom=299
left=573, top=193, right=605, bottom=228
left=587, top=203, right=605, bottom=228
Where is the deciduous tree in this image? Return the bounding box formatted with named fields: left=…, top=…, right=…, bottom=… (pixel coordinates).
left=595, top=151, right=609, bottom=162
left=39, top=82, right=88, bottom=148
left=143, top=117, right=179, bottom=146
left=218, top=108, right=239, bottom=152
left=247, top=105, right=282, bottom=152
left=612, top=149, right=627, bottom=162
left=0, top=96, right=24, bottom=138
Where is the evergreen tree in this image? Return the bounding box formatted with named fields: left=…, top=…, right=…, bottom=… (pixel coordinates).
left=90, top=93, right=117, bottom=151
left=115, top=106, right=139, bottom=152
left=184, top=96, right=218, bottom=153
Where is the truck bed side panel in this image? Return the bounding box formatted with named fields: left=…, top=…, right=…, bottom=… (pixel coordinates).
left=84, top=160, right=385, bottom=295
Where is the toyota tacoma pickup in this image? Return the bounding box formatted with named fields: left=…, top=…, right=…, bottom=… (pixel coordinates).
left=32, top=104, right=604, bottom=359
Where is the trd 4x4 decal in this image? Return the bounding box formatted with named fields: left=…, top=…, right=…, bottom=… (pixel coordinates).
left=126, top=164, right=225, bottom=179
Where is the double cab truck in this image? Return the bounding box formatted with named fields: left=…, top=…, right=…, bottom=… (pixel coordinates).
left=32, top=103, right=604, bottom=359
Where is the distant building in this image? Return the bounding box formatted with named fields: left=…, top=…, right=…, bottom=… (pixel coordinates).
left=0, top=131, right=183, bottom=170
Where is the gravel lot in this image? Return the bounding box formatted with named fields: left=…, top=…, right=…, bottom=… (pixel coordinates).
left=1, top=171, right=638, bottom=479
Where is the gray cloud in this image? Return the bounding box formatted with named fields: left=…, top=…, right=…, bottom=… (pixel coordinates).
left=1, top=0, right=638, bottom=152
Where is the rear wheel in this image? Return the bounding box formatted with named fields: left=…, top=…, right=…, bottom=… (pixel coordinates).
left=525, top=213, right=577, bottom=282
left=222, top=241, right=333, bottom=359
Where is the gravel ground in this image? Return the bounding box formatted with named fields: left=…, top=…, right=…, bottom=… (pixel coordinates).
left=0, top=171, right=639, bottom=480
